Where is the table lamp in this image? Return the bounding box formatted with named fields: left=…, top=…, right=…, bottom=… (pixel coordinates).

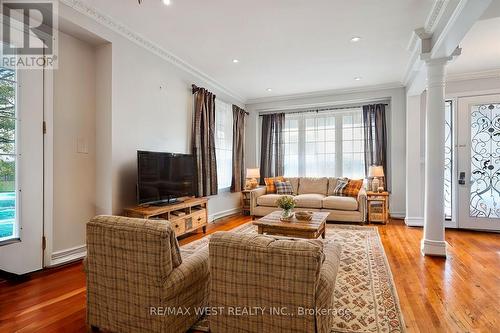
left=246, top=168, right=260, bottom=189
left=368, top=165, right=384, bottom=192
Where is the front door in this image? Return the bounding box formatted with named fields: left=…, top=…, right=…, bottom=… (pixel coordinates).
left=456, top=95, right=500, bottom=231
left=0, top=67, right=44, bottom=274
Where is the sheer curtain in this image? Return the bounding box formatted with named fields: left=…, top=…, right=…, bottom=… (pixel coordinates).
left=282, top=108, right=365, bottom=178
left=214, top=100, right=233, bottom=190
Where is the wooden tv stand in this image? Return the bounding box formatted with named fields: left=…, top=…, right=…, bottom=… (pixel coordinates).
left=124, top=197, right=208, bottom=237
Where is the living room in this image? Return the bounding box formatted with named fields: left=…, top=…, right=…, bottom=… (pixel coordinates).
left=0, top=0, right=499, bottom=332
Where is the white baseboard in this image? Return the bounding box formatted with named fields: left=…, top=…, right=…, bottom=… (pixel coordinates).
left=421, top=239, right=447, bottom=257
left=405, top=217, right=424, bottom=227
left=50, top=245, right=87, bottom=267
left=390, top=211, right=406, bottom=219
left=209, top=207, right=242, bottom=222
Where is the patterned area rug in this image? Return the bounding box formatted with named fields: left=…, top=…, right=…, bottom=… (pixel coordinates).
left=183, top=223, right=405, bottom=333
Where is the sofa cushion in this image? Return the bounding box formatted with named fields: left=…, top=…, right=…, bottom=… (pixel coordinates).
left=322, top=196, right=358, bottom=211
left=294, top=194, right=325, bottom=208
left=257, top=194, right=286, bottom=207
left=327, top=177, right=338, bottom=196
left=284, top=177, right=299, bottom=195
left=298, top=177, right=328, bottom=196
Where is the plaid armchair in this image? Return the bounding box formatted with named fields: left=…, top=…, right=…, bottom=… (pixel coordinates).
left=85, top=215, right=209, bottom=333
left=209, top=232, right=342, bottom=333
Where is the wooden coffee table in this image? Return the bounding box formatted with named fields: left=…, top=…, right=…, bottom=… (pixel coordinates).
left=253, top=211, right=329, bottom=239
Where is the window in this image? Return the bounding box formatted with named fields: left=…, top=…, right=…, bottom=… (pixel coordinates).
left=283, top=108, right=365, bottom=178
left=215, top=100, right=233, bottom=190
left=0, top=67, right=17, bottom=241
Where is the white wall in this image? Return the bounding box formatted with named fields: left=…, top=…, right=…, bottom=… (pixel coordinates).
left=405, top=92, right=425, bottom=226
left=53, top=32, right=96, bottom=252
left=58, top=4, right=244, bottom=222
left=108, top=39, right=243, bottom=219
left=446, top=76, right=500, bottom=96
left=245, top=86, right=407, bottom=216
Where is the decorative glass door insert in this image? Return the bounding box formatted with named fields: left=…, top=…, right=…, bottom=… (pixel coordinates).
left=469, top=103, right=500, bottom=218
left=444, top=100, right=453, bottom=219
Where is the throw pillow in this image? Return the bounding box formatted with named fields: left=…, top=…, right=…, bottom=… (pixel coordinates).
left=327, top=177, right=338, bottom=196
left=284, top=177, right=299, bottom=195
left=275, top=181, right=294, bottom=195
left=264, top=176, right=284, bottom=194
left=344, top=179, right=364, bottom=197
left=333, top=178, right=348, bottom=196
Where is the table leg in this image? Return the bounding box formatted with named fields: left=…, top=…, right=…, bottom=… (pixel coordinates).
left=202, top=225, right=207, bottom=234
left=257, top=226, right=263, bottom=234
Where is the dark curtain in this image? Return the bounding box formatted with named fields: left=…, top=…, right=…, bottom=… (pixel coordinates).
left=362, top=103, right=388, bottom=188
left=231, top=105, right=247, bottom=192
left=259, top=113, right=285, bottom=184
left=192, top=85, right=218, bottom=196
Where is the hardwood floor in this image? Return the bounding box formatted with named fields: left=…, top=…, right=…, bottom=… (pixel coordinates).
left=1, top=215, right=499, bottom=332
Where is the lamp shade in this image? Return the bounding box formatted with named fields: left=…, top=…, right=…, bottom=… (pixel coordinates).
left=368, top=165, right=384, bottom=178
left=246, top=168, right=260, bottom=179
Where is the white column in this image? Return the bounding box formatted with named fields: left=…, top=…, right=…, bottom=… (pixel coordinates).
left=421, top=58, right=448, bottom=257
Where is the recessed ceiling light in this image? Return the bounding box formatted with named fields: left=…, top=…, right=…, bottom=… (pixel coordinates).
left=232, top=59, right=239, bottom=63
left=354, top=77, right=362, bottom=81
left=351, top=36, right=361, bottom=42
left=162, top=0, right=171, bottom=5
left=266, top=88, right=272, bottom=92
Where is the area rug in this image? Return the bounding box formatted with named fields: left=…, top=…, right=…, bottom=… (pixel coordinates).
left=183, top=223, right=406, bottom=333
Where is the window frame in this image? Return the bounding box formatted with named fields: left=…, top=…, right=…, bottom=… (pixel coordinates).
left=283, top=108, right=365, bottom=179
left=0, top=66, right=19, bottom=242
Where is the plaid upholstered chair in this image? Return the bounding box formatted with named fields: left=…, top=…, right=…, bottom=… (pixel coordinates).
left=209, top=232, right=342, bottom=333
left=85, top=216, right=209, bottom=333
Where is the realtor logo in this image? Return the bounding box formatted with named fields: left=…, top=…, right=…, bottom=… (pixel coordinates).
left=1, top=0, right=58, bottom=69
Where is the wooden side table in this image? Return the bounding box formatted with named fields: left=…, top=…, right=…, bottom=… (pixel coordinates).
left=241, top=189, right=252, bottom=215
left=366, top=191, right=389, bottom=224
left=241, top=187, right=263, bottom=215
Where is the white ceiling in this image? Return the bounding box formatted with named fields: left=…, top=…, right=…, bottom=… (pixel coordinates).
left=447, top=16, right=500, bottom=76
left=80, top=0, right=434, bottom=100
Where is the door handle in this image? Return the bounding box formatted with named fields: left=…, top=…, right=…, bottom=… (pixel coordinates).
left=459, top=172, right=466, bottom=185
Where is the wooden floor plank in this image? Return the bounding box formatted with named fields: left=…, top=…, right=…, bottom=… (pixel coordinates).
left=1, top=216, right=499, bottom=332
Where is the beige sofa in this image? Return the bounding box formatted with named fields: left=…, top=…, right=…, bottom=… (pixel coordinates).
left=85, top=216, right=209, bottom=333
left=250, top=177, right=367, bottom=223
left=209, top=231, right=342, bottom=333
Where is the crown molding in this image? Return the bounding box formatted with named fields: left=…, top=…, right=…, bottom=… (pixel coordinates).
left=246, top=82, right=404, bottom=105
left=59, top=0, right=245, bottom=104
left=425, top=0, right=449, bottom=33
left=446, top=69, right=500, bottom=82
left=402, top=0, right=452, bottom=85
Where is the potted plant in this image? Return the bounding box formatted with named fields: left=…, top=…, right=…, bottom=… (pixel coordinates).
left=276, top=196, right=296, bottom=220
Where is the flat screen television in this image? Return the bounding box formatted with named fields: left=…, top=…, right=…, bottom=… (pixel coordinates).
left=137, top=151, right=196, bottom=205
